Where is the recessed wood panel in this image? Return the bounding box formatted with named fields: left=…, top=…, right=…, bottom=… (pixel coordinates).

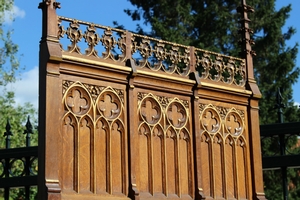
left=225, top=136, right=236, bottom=199
left=201, top=133, right=212, bottom=198
left=62, top=114, right=76, bottom=191
left=153, top=129, right=164, bottom=194
left=237, top=137, right=247, bottom=199
left=166, top=134, right=176, bottom=196
left=79, top=117, right=92, bottom=192
left=179, top=132, right=189, bottom=196
left=95, top=118, right=108, bottom=193
left=60, top=81, right=128, bottom=198
left=139, top=128, right=150, bottom=193
left=213, top=134, right=224, bottom=198
left=111, top=121, right=123, bottom=194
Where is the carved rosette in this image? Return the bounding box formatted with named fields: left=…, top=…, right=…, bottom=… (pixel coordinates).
left=97, top=91, right=122, bottom=120
left=200, top=106, right=221, bottom=134
left=65, top=86, right=91, bottom=116
left=225, top=110, right=244, bottom=136
left=166, top=101, right=187, bottom=129
left=140, top=96, right=162, bottom=125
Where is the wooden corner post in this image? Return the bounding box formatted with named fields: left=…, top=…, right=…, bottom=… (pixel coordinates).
left=38, top=0, right=62, bottom=199
left=238, top=0, right=267, bottom=199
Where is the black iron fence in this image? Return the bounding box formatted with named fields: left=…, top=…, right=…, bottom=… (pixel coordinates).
left=261, top=122, right=300, bottom=200
left=0, top=116, right=38, bottom=200
left=260, top=90, right=300, bottom=200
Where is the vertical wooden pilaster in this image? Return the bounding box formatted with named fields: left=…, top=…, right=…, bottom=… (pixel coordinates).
left=189, top=47, right=206, bottom=200
left=238, top=1, right=267, bottom=199
left=126, top=30, right=141, bottom=200
left=38, top=0, right=62, bottom=199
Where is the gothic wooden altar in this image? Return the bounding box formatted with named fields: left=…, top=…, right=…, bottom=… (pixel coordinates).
left=38, top=0, right=266, bottom=199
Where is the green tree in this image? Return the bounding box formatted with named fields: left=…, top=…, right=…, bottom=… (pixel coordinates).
left=0, top=0, right=20, bottom=86
left=0, top=90, right=37, bottom=148
left=119, top=0, right=300, bottom=199
left=0, top=0, right=38, bottom=199
left=0, top=90, right=38, bottom=200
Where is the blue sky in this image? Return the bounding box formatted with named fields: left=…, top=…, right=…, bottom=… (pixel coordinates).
left=4, top=0, right=300, bottom=109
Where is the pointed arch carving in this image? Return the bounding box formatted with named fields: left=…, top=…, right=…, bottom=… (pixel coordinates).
left=110, top=119, right=126, bottom=194
left=199, top=103, right=248, bottom=199
left=152, top=124, right=165, bottom=194
left=236, top=136, right=248, bottom=199
left=137, top=92, right=192, bottom=198
left=95, top=117, right=109, bottom=194
left=61, top=81, right=127, bottom=196
left=78, top=116, right=93, bottom=192
left=200, top=132, right=213, bottom=198
left=179, top=128, right=192, bottom=196
left=224, top=135, right=236, bottom=199
left=62, top=113, right=78, bottom=191
left=213, top=133, right=225, bottom=199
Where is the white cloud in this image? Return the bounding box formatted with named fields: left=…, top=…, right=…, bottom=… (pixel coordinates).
left=294, top=102, right=300, bottom=108
left=7, top=66, right=38, bottom=110
left=4, top=5, right=26, bottom=25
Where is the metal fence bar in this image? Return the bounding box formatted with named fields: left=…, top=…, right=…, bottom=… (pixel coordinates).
left=0, top=116, right=38, bottom=200
left=260, top=89, right=300, bottom=200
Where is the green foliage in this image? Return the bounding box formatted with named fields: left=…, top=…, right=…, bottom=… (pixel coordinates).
left=0, top=90, right=38, bottom=199
left=121, top=0, right=300, bottom=199
left=122, top=0, right=299, bottom=121
left=0, top=90, right=37, bottom=149
left=0, top=1, right=38, bottom=199
left=0, top=0, right=21, bottom=86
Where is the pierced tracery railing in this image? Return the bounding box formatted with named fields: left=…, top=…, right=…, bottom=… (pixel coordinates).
left=195, top=49, right=246, bottom=87
left=57, top=16, right=246, bottom=85
left=131, top=34, right=190, bottom=76
left=58, top=16, right=127, bottom=62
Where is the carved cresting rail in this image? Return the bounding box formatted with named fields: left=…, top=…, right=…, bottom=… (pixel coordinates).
left=38, top=1, right=266, bottom=200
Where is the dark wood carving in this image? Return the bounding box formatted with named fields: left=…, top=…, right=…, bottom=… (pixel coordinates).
left=38, top=0, right=266, bottom=199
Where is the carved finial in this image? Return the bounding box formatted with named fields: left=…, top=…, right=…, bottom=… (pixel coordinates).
left=53, top=2, right=61, bottom=9
left=4, top=119, right=12, bottom=149
left=236, top=0, right=261, bottom=92
left=4, top=119, right=12, bottom=137
left=38, top=0, right=51, bottom=9
left=275, top=88, right=285, bottom=123
left=237, top=0, right=255, bottom=57
left=38, top=0, right=61, bottom=9
left=24, top=116, right=34, bottom=147
left=275, top=88, right=285, bottom=109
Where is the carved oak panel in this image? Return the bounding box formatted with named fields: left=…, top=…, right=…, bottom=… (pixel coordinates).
left=137, top=92, right=193, bottom=199
left=61, top=81, right=127, bottom=197
left=199, top=103, right=248, bottom=199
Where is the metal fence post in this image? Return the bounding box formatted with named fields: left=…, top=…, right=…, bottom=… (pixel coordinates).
left=24, top=116, right=33, bottom=200
left=4, top=119, right=12, bottom=200
left=276, top=88, right=288, bottom=200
